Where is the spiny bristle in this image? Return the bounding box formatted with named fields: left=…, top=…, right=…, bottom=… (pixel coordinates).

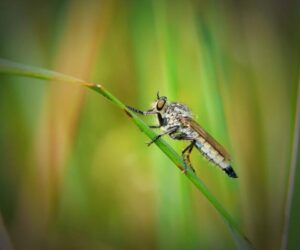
left=126, top=106, right=144, bottom=115
left=224, top=165, right=238, bottom=178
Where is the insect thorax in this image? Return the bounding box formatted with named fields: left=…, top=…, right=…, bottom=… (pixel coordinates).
left=160, top=102, right=193, bottom=131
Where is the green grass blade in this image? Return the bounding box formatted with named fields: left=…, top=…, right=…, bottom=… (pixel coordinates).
left=0, top=59, right=254, bottom=249
left=0, top=59, right=84, bottom=84
left=281, top=71, right=300, bottom=250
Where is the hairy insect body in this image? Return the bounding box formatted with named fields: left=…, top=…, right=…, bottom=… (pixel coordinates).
left=161, top=102, right=231, bottom=173
left=127, top=94, right=237, bottom=178
left=195, top=140, right=228, bottom=169
left=160, top=102, right=191, bottom=131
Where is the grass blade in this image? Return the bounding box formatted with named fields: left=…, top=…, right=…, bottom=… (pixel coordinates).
left=281, top=69, right=300, bottom=250
left=0, top=59, right=84, bottom=84
left=0, top=59, right=254, bottom=249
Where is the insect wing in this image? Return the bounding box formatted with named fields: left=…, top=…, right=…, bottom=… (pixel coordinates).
left=181, top=117, right=231, bottom=160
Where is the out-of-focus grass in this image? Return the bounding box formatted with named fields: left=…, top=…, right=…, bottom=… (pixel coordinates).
left=0, top=0, right=299, bottom=249
left=284, top=74, right=300, bottom=250
left=0, top=59, right=252, bottom=249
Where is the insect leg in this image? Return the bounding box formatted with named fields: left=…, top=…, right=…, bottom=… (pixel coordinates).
left=146, top=115, right=167, bottom=129
left=148, top=114, right=166, bottom=129
left=149, top=125, right=161, bottom=129
left=126, top=106, right=157, bottom=115
left=182, top=140, right=196, bottom=173
left=146, top=126, right=179, bottom=146
left=127, top=106, right=165, bottom=128
left=149, top=115, right=167, bottom=128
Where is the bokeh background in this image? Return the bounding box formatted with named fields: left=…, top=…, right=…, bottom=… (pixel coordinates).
left=0, top=0, right=299, bottom=249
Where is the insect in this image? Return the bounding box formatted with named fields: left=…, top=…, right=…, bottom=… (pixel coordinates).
left=127, top=92, right=238, bottom=178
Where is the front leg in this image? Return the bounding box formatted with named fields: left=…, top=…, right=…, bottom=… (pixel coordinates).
left=146, top=126, right=179, bottom=146
left=127, top=105, right=167, bottom=129
left=149, top=125, right=161, bottom=129
left=126, top=105, right=157, bottom=116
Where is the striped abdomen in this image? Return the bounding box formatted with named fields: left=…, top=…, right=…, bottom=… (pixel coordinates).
left=195, top=137, right=237, bottom=178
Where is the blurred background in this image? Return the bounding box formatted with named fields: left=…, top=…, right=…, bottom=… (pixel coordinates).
left=0, top=0, right=299, bottom=249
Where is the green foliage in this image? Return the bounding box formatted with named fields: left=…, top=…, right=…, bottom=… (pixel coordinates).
left=0, top=59, right=253, bottom=249
left=0, top=1, right=299, bottom=249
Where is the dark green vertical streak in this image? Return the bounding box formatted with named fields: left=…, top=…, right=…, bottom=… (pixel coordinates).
left=197, top=22, right=227, bottom=137
left=48, top=0, right=70, bottom=64
left=168, top=3, right=201, bottom=247
left=152, top=1, right=182, bottom=249
left=286, top=147, right=300, bottom=250
left=0, top=80, right=27, bottom=222
left=152, top=0, right=179, bottom=99
left=164, top=27, right=179, bottom=99
left=204, top=2, right=242, bottom=223
left=284, top=70, right=300, bottom=250
left=152, top=1, right=197, bottom=249
left=128, top=0, right=155, bottom=105
left=129, top=2, right=175, bottom=249
left=195, top=20, right=236, bottom=233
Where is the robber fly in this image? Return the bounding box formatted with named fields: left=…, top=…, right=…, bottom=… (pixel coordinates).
left=127, top=92, right=238, bottom=178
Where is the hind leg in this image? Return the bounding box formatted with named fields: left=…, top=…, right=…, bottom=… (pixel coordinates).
left=181, top=140, right=196, bottom=173
left=146, top=126, right=179, bottom=146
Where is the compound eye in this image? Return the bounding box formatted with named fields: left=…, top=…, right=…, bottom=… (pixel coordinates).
left=156, top=99, right=166, bottom=110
